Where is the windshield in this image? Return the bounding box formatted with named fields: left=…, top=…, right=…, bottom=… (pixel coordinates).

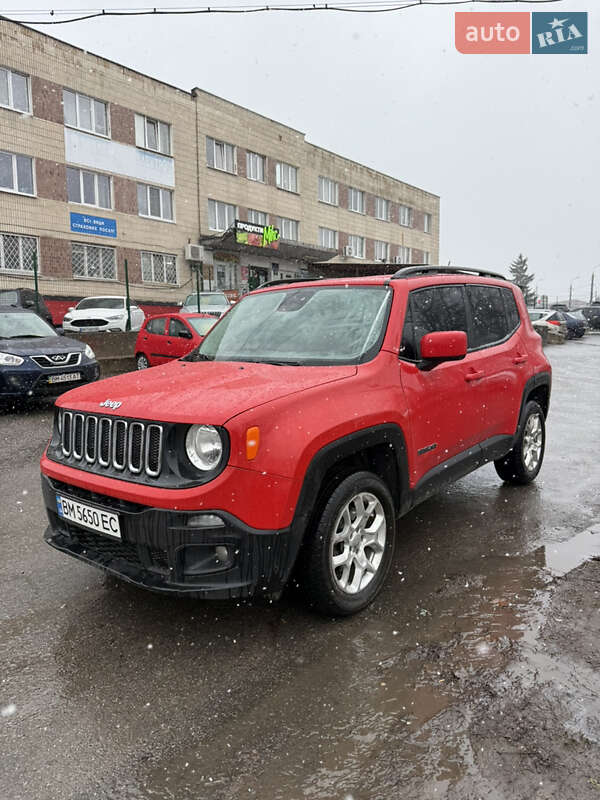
left=0, top=291, right=18, bottom=305
left=183, top=293, right=230, bottom=310
left=0, top=312, right=56, bottom=339
left=187, top=317, right=215, bottom=336
left=76, top=297, right=124, bottom=310
left=185, top=286, right=392, bottom=366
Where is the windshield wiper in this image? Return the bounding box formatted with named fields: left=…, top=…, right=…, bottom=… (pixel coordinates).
left=4, top=334, right=48, bottom=339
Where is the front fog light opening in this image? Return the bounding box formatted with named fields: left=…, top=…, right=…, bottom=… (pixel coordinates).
left=187, top=514, right=225, bottom=528
left=185, top=424, right=223, bottom=471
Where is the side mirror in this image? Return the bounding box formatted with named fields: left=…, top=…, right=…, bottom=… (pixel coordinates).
left=420, top=331, right=467, bottom=365
left=68, top=306, right=75, bottom=312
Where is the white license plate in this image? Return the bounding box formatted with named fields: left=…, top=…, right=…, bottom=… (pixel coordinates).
left=48, top=372, right=81, bottom=384
left=56, top=495, right=121, bottom=539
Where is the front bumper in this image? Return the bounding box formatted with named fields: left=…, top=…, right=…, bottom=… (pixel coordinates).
left=63, top=320, right=124, bottom=333
left=0, top=362, right=100, bottom=399
left=41, top=474, right=301, bottom=599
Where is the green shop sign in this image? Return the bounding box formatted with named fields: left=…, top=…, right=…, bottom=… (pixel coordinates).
left=235, top=221, right=280, bottom=249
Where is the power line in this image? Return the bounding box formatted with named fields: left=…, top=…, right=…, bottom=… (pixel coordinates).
left=0, top=0, right=567, bottom=24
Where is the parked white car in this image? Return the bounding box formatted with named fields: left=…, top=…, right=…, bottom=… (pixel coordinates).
left=527, top=308, right=567, bottom=340
left=62, top=296, right=145, bottom=333
left=181, top=291, right=232, bottom=318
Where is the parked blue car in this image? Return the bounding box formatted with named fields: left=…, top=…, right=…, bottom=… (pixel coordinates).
left=556, top=311, right=586, bottom=339
left=0, top=306, right=100, bottom=402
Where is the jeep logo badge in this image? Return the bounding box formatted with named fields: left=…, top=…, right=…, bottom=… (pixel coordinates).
left=99, top=399, right=122, bottom=410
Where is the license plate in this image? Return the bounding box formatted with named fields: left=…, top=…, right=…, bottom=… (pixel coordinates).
left=56, top=495, right=121, bottom=539
left=48, top=372, right=81, bottom=384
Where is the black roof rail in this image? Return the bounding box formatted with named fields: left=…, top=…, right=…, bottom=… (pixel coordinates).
left=256, top=275, right=324, bottom=290
left=391, top=265, right=507, bottom=281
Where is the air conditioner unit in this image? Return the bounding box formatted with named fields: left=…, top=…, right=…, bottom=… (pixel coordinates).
left=343, top=246, right=354, bottom=257
left=185, top=244, right=204, bottom=261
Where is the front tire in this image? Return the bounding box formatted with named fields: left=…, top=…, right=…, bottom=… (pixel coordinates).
left=494, top=400, right=545, bottom=485
left=301, top=471, right=396, bottom=616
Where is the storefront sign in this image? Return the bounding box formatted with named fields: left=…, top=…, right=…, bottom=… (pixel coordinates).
left=235, top=220, right=280, bottom=249
left=70, top=212, right=117, bottom=238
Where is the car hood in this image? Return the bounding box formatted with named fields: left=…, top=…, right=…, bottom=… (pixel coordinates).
left=57, top=359, right=357, bottom=424
left=65, top=308, right=125, bottom=318
left=0, top=335, right=86, bottom=357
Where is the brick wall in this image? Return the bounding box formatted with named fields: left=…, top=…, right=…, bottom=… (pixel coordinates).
left=31, top=76, right=63, bottom=125
left=36, top=159, right=67, bottom=202
left=40, top=236, right=71, bottom=277
left=110, top=103, right=136, bottom=146
left=113, top=176, right=137, bottom=215
left=119, top=247, right=141, bottom=283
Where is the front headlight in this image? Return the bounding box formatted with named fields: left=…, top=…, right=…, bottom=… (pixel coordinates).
left=0, top=352, right=24, bottom=366
left=185, top=424, right=223, bottom=471
left=84, top=344, right=95, bottom=360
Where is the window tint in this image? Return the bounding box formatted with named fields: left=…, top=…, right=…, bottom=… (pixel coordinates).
left=168, top=317, right=189, bottom=337
left=146, top=317, right=166, bottom=335
left=400, top=285, right=467, bottom=360
left=467, top=286, right=509, bottom=349
left=502, top=288, right=520, bottom=332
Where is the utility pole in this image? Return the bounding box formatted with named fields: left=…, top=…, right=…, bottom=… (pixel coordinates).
left=569, top=283, right=573, bottom=307
left=591, top=272, right=595, bottom=304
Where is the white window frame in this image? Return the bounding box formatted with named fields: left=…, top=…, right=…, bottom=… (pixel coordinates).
left=208, top=199, right=237, bottom=232
left=247, top=209, right=268, bottom=226
left=67, top=167, right=111, bottom=210
left=374, top=240, right=389, bottom=262
left=424, top=213, right=432, bottom=234
left=276, top=162, right=298, bottom=193
left=318, top=176, right=339, bottom=206
left=422, top=251, right=431, bottom=265
left=374, top=196, right=390, bottom=221
left=206, top=137, right=237, bottom=174
left=246, top=151, right=265, bottom=182
left=0, top=67, right=31, bottom=114
left=141, top=251, right=178, bottom=285
left=398, top=245, right=411, bottom=263
left=348, top=234, right=365, bottom=259
left=71, top=242, right=117, bottom=281
left=0, top=150, right=35, bottom=197
left=399, top=204, right=414, bottom=227
left=137, top=183, right=174, bottom=222
left=348, top=187, right=365, bottom=214
left=276, top=217, right=299, bottom=241
left=318, top=227, right=338, bottom=249
left=135, top=114, right=171, bottom=155
left=0, top=233, right=39, bottom=274
left=63, top=89, right=109, bottom=138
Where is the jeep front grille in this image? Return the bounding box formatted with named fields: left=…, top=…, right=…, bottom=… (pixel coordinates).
left=59, top=410, right=163, bottom=478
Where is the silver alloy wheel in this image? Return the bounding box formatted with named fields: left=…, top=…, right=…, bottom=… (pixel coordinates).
left=137, top=354, right=149, bottom=370
left=329, top=491, right=386, bottom=595
left=522, top=413, right=543, bottom=472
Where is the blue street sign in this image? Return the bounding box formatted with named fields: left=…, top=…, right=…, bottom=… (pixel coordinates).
left=70, top=212, right=117, bottom=238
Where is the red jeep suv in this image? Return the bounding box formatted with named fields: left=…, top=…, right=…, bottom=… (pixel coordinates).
left=40, top=267, right=551, bottom=615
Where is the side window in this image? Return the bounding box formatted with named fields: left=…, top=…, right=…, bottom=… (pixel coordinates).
left=400, top=285, right=467, bottom=360
left=502, top=288, right=520, bottom=333
left=146, top=317, right=166, bottom=335
left=168, top=318, right=189, bottom=337
left=467, top=286, right=509, bottom=349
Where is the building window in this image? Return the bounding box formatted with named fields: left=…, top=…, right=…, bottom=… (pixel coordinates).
left=276, top=162, right=298, bottom=193
left=423, top=251, right=430, bottom=265
left=0, top=67, right=30, bottom=113
left=248, top=209, right=267, bottom=225
left=67, top=167, right=111, bottom=209
left=374, top=197, right=390, bottom=221
left=206, top=137, right=237, bottom=174
left=135, top=114, right=171, bottom=155
left=348, top=234, right=365, bottom=258
left=318, top=176, right=338, bottom=206
left=0, top=151, right=34, bottom=196
left=246, top=152, right=265, bottom=182
left=398, top=245, right=411, bottom=263
left=374, top=240, right=389, bottom=261
left=71, top=242, right=116, bottom=280
left=276, top=217, right=299, bottom=241
left=63, top=89, right=108, bottom=137
left=215, top=263, right=237, bottom=291
left=141, top=251, right=177, bottom=284
left=424, top=213, right=432, bottom=234
left=137, top=183, right=174, bottom=221
left=348, top=187, right=365, bottom=214
left=208, top=199, right=236, bottom=231
left=0, top=233, right=38, bottom=273
left=319, top=227, right=338, bottom=249
left=398, top=205, right=414, bottom=227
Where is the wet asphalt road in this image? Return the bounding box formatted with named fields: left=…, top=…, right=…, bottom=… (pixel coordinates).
left=1, top=337, right=599, bottom=800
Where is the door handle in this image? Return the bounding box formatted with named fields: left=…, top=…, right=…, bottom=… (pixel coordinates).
left=513, top=355, right=528, bottom=364
left=465, top=370, right=485, bottom=382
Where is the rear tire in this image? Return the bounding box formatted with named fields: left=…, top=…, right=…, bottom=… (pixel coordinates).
left=136, top=353, right=150, bottom=370
left=300, top=471, right=396, bottom=616
left=494, top=400, right=545, bottom=485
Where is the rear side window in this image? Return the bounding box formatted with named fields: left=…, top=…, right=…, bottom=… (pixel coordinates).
left=168, top=317, right=189, bottom=336
left=401, top=285, right=467, bottom=360
left=145, top=317, right=166, bottom=335
left=467, top=286, right=511, bottom=349
left=502, top=288, right=520, bottom=332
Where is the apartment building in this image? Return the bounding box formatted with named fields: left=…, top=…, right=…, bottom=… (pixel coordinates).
left=0, top=20, right=440, bottom=316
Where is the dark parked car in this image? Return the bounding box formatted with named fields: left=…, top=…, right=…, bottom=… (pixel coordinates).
left=0, top=288, right=54, bottom=327
left=579, top=303, right=600, bottom=331
left=0, top=307, right=100, bottom=402
left=556, top=311, right=586, bottom=339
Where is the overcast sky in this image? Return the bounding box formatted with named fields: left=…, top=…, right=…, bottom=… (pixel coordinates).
left=16, top=0, right=599, bottom=301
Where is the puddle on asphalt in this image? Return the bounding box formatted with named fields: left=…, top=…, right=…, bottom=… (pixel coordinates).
left=542, top=526, right=600, bottom=577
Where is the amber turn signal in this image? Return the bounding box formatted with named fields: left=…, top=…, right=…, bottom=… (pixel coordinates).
left=246, top=426, right=260, bottom=460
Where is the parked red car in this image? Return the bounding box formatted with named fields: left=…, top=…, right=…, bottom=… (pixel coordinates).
left=134, top=312, right=215, bottom=369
